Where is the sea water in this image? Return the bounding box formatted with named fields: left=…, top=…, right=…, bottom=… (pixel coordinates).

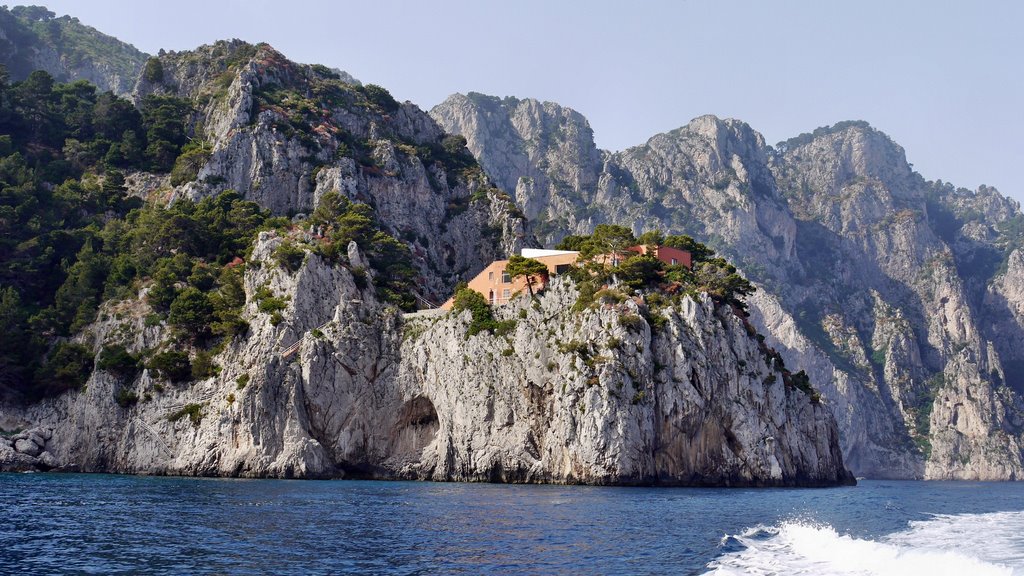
left=2, top=474, right=1023, bottom=575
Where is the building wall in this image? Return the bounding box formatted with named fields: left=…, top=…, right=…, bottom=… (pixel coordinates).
left=630, top=245, right=692, bottom=268
left=440, top=246, right=689, bottom=310
left=442, top=252, right=580, bottom=309
left=655, top=246, right=692, bottom=268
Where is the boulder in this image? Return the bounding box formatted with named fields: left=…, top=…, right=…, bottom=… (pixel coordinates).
left=14, top=438, right=42, bottom=457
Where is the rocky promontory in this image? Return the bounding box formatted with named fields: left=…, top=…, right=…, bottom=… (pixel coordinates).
left=0, top=234, right=852, bottom=486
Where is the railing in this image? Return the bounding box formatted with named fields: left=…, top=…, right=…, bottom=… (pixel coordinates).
left=411, top=290, right=438, bottom=309
left=132, top=416, right=173, bottom=458
left=280, top=318, right=334, bottom=359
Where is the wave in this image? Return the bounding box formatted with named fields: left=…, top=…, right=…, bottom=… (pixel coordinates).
left=705, top=511, right=1024, bottom=575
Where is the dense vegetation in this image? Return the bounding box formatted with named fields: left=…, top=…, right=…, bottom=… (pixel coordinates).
left=285, top=190, right=417, bottom=310
left=0, top=68, right=425, bottom=399
left=450, top=285, right=515, bottom=337
left=556, top=225, right=754, bottom=312
left=0, top=67, right=214, bottom=397
left=557, top=225, right=817, bottom=398
left=0, top=67, right=268, bottom=397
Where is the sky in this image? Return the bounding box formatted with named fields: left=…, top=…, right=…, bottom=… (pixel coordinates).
left=34, top=0, right=1024, bottom=204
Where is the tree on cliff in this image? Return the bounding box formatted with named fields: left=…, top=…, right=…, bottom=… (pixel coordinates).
left=505, top=255, right=548, bottom=298
left=558, top=224, right=636, bottom=260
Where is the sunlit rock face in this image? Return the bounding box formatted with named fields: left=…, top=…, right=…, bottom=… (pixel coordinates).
left=2, top=240, right=852, bottom=487
left=434, top=95, right=1024, bottom=480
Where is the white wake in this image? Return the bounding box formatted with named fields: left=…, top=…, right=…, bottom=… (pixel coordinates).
left=706, top=511, right=1024, bottom=575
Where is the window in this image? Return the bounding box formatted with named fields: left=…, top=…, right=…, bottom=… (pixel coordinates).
left=488, top=271, right=494, bottom=281
left=671, top=258, right=677, bottom=265
left=503, top=289, right=511, bottom=300
left=501, top=270, right=511, bottom=283
left=555, top=264, right=570, bottom=275
left=488, top=290, right=495, bottom=305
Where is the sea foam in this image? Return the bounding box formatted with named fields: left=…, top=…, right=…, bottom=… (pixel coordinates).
left=705, top=511, right=1024, bottom=575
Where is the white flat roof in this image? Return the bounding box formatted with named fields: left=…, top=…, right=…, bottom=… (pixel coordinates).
left=521, top=248, right=579, bottom=258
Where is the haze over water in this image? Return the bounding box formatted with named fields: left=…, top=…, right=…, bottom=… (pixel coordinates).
left=3, top=474, right=1024, bottom=574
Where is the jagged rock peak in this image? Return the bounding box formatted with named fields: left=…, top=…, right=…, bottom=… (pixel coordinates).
left=431, top=92, right=603, bottom=219
left=132, top=40, right=359, bottom=105
left=128, top=43, right=530, bottom=301
left=657, top=114, right=767, bottom=149
left=775, top=120, right=917, bottom=197
left=636, top=115, right=773, bottom=181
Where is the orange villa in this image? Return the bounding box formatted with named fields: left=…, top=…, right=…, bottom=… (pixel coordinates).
left=441, top=244, right=692, bottom=309
left=629, top=244, right=691, bottom=268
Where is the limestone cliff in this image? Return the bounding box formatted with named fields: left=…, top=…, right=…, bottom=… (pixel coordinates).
left=0, top=236, right=852, bottom=486
left=123, top=41, right=528, bottom=302
left=432, top=95, right=1024, bottom=480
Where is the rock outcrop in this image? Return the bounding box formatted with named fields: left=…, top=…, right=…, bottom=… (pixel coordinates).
left=0, top=236, right=852, bottom=486
left=3, top=8, right=1004, bottom=483
left=125, top=41, right=528, bottom=302
left=432, top=95, right=1024, bottom=480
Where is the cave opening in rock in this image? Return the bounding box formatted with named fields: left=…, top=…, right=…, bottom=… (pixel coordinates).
left=389, top=395, right=440, bottom=462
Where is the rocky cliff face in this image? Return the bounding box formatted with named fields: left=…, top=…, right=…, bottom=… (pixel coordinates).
left=0, top=235, right=851, bottom=486
left=0, top=6, right=147, bottom=94
left=0, top=30, right=851, bottom=487
left=432, top=95, right=1024, bottom=479
left=125, top=41, right=527, bottom=302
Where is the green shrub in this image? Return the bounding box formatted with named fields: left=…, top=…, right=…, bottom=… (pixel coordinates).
left=350, top=266, right=369, bottom=289
left=442, top=134, right=468, bottom=156
left=359, top=84, right=400, bottom=113
left=169, top=287, right=214, bottom=338
left=558, top=340, right=592, bottom=364
left=36, top=342, right=94, bottom=395
left=255, top=284, right=288, bottom=316
left=595, top=289, right=627, bottom=305
left=169, top=141, right=212, bottom=186
left=648, top=312, right=668, bottom=331
left=786, top=369, right=815, bottom=395
left=451, top=287, right=495, bottom=336
left=146, top=350, right=191, bottom=382
left=236, top=373, right=250, bottom=389
left=191, top=350, right=219, bottom=379
left=493, top=320, right=517, bottom=337
left=273, top=242, right=306, bottom=272
left=115, top=387, right=139, bottom=408
left=168, top=403, right=203, bottom=426
left=143, top=57, right=164, bottom=83
left=257, top=296, right=287, bottom=314
left=97, top=344, right=140, bottom=376
left=572, top=281, right=597, bottom=312
left=618, top=314, right=646, bottom=331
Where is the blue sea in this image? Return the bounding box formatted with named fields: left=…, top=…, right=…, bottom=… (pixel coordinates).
left=2, top=475, right=1024, bottom=575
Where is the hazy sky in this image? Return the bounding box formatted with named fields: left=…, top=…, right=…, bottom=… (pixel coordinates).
left=36, top=0, right=1024, bottom=204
